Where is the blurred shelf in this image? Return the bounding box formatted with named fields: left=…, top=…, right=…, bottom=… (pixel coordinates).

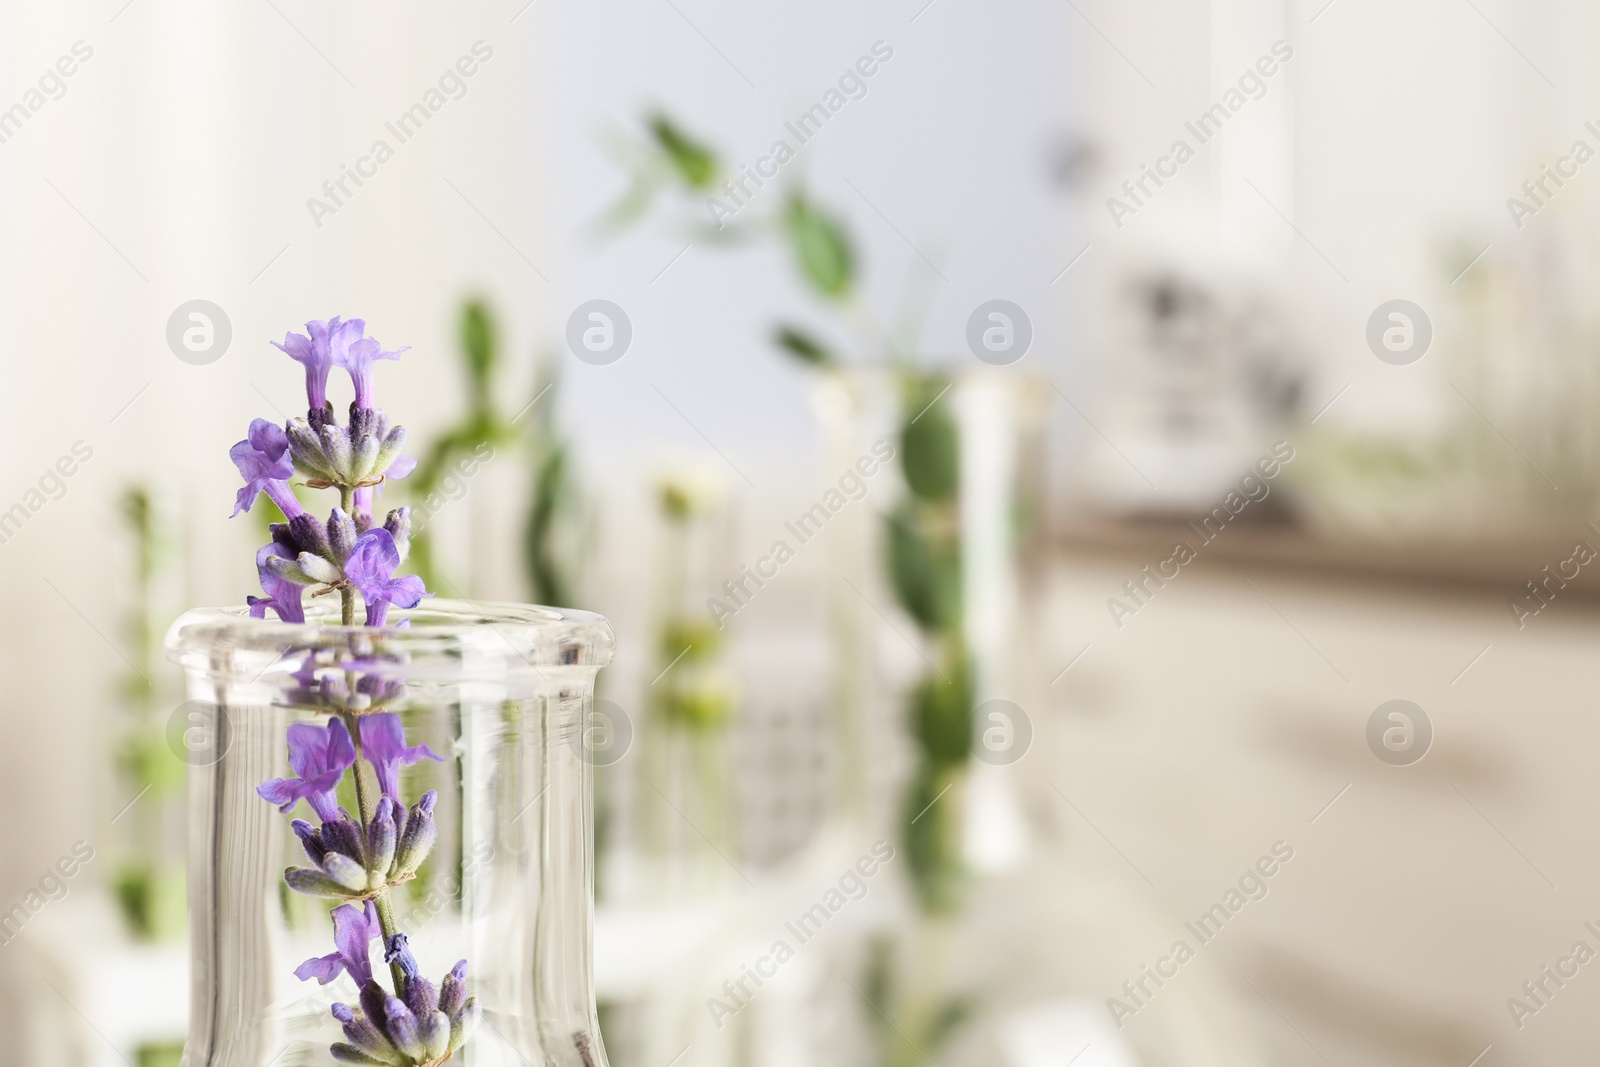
left=1057, top=516, right=1600, bottom=604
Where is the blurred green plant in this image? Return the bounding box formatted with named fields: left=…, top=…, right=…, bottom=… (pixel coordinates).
left=407, top=299, right=581, bottom=607
left=603, top=110, right=967, bottom=905
left=112, top=487, right=186, bottom=940
left=604, top=111, right=977, bottom=1060
left=640, top=475, right=739, bottom=879
left=136, top=1042, right=184, bottom=1067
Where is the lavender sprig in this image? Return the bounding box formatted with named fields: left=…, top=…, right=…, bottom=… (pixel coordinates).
left=241, top=319, right=478, bottom=1065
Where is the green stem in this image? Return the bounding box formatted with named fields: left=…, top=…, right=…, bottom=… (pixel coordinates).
left=341, top=708, right=407, bottom=996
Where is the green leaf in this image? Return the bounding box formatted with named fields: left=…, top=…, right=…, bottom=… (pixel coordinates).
left=659, top=685, right=734, bottom=731
left=923, top=997, right=976, bottom=1052
left=459, top=301, right=496, bottom=406
left=886, top=503, right=960, bottom=631
left=661, top=616, right=721, bottom=662
left=772, top=324, right=836, bottom=367
left=899, top=380, right=959, bottom=501
left=910, top=656, right=972, bottom=766
left=524, top=445, right=573, bottom=607
left=902, top=762, right=964, bottom=914
left=784, top=196, right=855, bottom=298
left=648, top=113, right=718, bottom=189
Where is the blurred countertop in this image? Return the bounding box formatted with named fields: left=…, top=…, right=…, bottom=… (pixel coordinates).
left=1055, top=514, right=1600, bottom=604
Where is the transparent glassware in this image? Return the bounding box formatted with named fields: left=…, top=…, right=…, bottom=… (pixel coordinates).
left=167, top=598, right=614, bottom=1067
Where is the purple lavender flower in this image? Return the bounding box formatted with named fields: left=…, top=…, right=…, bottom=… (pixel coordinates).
left=256, top=718, right=355, bottom=822
left=359, top=714, right=443, bottom=802
left=273, top=317, right=366, bottom=416
left=230, top=419, right=302, bottom=519
left=337, top=335, right=409, bottom=411
left=345, top=529, right=431, bottom=627
left=326, top=956, right=478, bottom=1063
left=294, top=900, right=381, bottom=985
left=247, top=543, right=307, bottom=624
left=245, top=317, right=477, bottom=1064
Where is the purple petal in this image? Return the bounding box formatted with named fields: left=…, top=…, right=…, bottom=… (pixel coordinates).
left=326, top=318, right=368, bottom=362
left=294, top=950, right=346, bottom=985
left=231, top=483, right=258, bottom=518
left=248, top=418, right=290, bottom=460
left=275, top=319, right=366, bottom=411
left=338, top=336, right=408, bottom=373
left=255, top=776, right=301, bottom=814
left=287, top=718, right=355, bottom=781
left=338, top=336, right=409, bottom=409
left=386, top=575, right=431, bottom=611
left=345, top=530, right=401, bottom=595
left=331, top=900, right=380, bottom=985
left=386, top=454, right=417, bottom=479
left=229, top=420, right=295, bottom=517
left=259, top=719, right=354, bottom=819
left=364, top=599, right=392, bottom=629
left=406, top=741, right=444, bottom=766
left=359, top=713, right=406, bottom=766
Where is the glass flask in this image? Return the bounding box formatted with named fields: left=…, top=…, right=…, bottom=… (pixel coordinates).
left=167, top=598, right=615, bottom=1067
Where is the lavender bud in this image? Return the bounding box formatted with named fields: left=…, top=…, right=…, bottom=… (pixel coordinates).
left=390, top=796, right=409, bottom=843
left=287, top=418, right=337, bottom=480
left=383, top=507, right=412, bottom=563
left=321, top=424, right=355, bottom=483
left=297, top=551, right=343, bottom=585
left=290, top=820, right=325, bottom=865
left=359, top=982, right=390, bottom=1039
left=264, top=554, right=321, bottom=587
left=288, top=512, right=331, bottom=559
left=349, top=405, right=379, bottom=440
left=367, top=800, right=396, bottom=884
left=284, top=866, right=357, bottom=898
left=331, top=1004, right=403, bottom=1065
left=269, top=522, right=297, bottom=551
left=327, top=507, right=359, bottom=562
left=449, top=996, right=481, bottom=1052
left=351, top=433, right=380, bottom=483
left=329, top=1044, right=388, bottom=1065
left=394, top=799, right=437, bottom=876
left=309, top=400, right=335, bottom=433
left=374, top=426, right=409, bottom=478
left=421, top=1010, right=451, bottom=1060
left=384, top=998, right=426, bottom=1060
left=438, top=960, right=468, bottom=1017
left=320, top=852, right=369, bottom=893
left=321, top=815, right=365, bottom=865
left=405, top=974, right=438, bottom=1019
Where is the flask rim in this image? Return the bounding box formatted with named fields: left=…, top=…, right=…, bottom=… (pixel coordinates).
left=165, top=597, right=615, bottom=679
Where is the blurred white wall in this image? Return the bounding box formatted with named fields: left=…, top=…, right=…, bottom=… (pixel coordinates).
left=0, top=0, right=553, bottom=908
left=550, top=0, right=1082, bottom=478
